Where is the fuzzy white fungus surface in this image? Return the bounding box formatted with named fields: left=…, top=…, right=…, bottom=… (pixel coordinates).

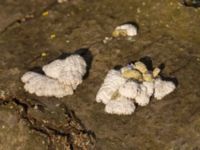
left=22, top=72, right=73, bottom=98
left=115, top=24, right=137, bottom=37
left=21, top=55, right=87, bottom=98
left=135, top=85, right=150, bottom=106
left=119, top=81, right=139, bottom=99
left=96, top=70, right=127, bottom=104
left=154, top=78, right=176, bottom=100
left=142, top=81, right=154, bottom=97
left=42, top=54, right=86, bottom=88
left=96, top=61, right=177, bottom=115
left=105, top=97, right=136, bottom=115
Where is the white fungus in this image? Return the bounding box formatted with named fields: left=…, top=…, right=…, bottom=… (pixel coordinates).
left=21, top=72, right=73, bottom=98
left=21, top=55, right=87, bottom=98
left=42, top=55, right=86, bottom=89
left=43, top=55, right=86, bottom=78
left=105, top=96, right=136, bottom=115
left=112, top=24, right=138, bottom=37
left=119, top=81, right=139, bottom=99
left=96, top=70, right=127, bottom=104
left=135, top=85, right=150, bottom=106
left=142, top=81, right=154, bottom=97
left=96, top=60, right=177, bottom=115
left=154, top=78, right=176, bottom=100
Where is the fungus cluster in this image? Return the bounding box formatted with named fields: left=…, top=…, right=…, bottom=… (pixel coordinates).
left=21, top=55, right=87, bottom=98
left=96, top=61, right=176, bottom=115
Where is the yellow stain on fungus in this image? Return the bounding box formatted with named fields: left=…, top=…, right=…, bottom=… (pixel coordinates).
left=133, top=61, right=148, bottom=74
left=153, top=68, right=161, bottom=78
left=112, top=29, right=128, bottom=37
left=122, top=69, right=142, bottom=81
left=143, top=73, right=153, bottom=82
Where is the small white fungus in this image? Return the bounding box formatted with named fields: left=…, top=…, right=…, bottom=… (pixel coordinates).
left=154, top=78, right=176, bottom=100
left=42, top=55, right=86, bottom=88
left=142, top=81, right=154, bottom=96
left=22, top=72, right=73, bottom=98
left=105, top=96, right=136, bottom=115
left=96, top=70, right=127, bottom=104
left=21, top=55, right=87, bottom=98
left=113, top=24, right=138, bottom=37
left=119, top=81, right=139, bottom=99
left=135, top=85, right=150, bottom=106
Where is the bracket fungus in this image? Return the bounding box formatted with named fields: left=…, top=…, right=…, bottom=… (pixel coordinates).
left=96, top=70, right=127, bottom=104
left=42, top=55, right=87, bottom=90
left=105, top=96, right=136, bottom=115
left=96, top=60, right=176, bottom=115
left=21, top=55, right=87, bottom=98
left=112, top=24, right=138, bottom=37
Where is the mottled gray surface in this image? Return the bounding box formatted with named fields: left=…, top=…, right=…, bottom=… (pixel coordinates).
left=0, top=0, right=200, bottom=149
